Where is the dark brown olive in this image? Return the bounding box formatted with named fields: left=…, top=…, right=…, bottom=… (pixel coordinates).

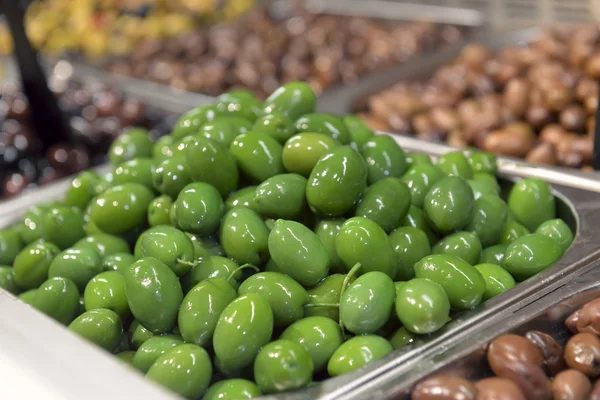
left=526, top=106, right=552, bottom=130
left=502, top=78, right=530, bottom=117
left=543, top=83, right=572, bottom=111
left=493, top=360, right=551, bottom=400
left=564, top=333, right=600, bottom=377
left=474, top=378, right=526, bottom=400
left=540, top=125, right=567, bottom=147
left=551, top=369, right=591, bottom=400
left=567, top=298, right=600, bottom=335
left=559, top=104, right=586, bottom=132
left=526, top=143, right=558, bottom=165
left=487, top=334, right=545, bottom=376
left=411, top=375, right=477, bottom=400
left=524, top=330, right=565, bottom=376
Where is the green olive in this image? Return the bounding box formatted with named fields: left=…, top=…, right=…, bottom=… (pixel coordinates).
left=134, top=225, right=196, bottom=276
left=254, top=339, right=314, bottom=393
left=305, top=274, right=347, bottom=321
left=395, top=278, right=450, bottom=334
left=508, top=178, right=556, bottom=231
left=314, top=219, right=345, bottom=274
left=474, top=263, right=516, bottom=301
left=33, top=277, right=80, bottom=325
left=424, top=176, right=474, bottom=234
left=535, top=218, right=573, bottom=254
left=253, top=113, right=296, bottom=144
left=0, top=228, right=23, bottom=265
left=203, top=379, right=262, bottom=400
left=389, top=226, right=431, bottom=281
left=133, top=334, right=184, bottom=373
left=355, top=178, right=411, bottom=232
left=282, top=133, right=340, bottom=177
left=48, top=247, right=103, bottom=291
left=361, top=135, right=407, bottom=184
left=84, top=271, right=130, bottom=320
left=13, top=239, right=60, bottom=289
left=68, top=309, right=123, bottom=352
left=294, top=113, right=351, bottom=144
left=182, top=256, right=240, bottom=291
left=466, top=194, right=509, bottom=247
left=262, top=81, right=316, bottom=120
left=147, top=195, right=173, bottom=227
left=186, top=136, right=239, bottom=198
left=389, top=326, right=415, bottom=350
left=219, top=207, right=269, bottom=266
left=479, top=243, right=508, bottom=267
left=436, top=151, right=473, bottom=179
left=230, top=132, right=284, bottom=183
left=327, top=335, right=393, bottom=377
left=175, top=182, right=224, bottom=236
left=432, top=231, right=482, bottom=265
left=108, top=128, right=153, bottom=166
left=503, top=233, right=562, bottom=281
left=401, top=163, right=445, bottom=208
left=253, top=173, right=307, bottom=219
left=113, top=158, right=155, bottom=190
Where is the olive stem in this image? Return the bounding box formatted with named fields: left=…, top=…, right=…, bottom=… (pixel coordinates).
left=338, top=262, right=361, bottom=335
left=303, top=303, right=339, bottom=308
left=227, top=263, right=260, bottom=282
left=177, top=259, right=197, bottom=268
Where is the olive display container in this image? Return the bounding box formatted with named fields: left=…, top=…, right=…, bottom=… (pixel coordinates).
left=0, top=131, right=600, bottom=399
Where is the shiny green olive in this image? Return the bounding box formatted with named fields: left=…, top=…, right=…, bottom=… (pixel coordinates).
left=327, top=335, right=393, bottom=377
left=280, top=316, right=343, bottom=373
left=389, top=326, right=415, bottom=350
left=424, top=176, right=474, bottom=234
left=134, top=225, right=195, bottom=276
left=406, top=153, right=432, bottom=168
left=0, top=266, right=20, bottom=294
left=336, top=217, right=397, bottom=278
left=306, top=146, right=367, bottom=217
left=468, top=179, right=499, bottom=201
left=147, top=195, right=173, bottom=227
left=152, top=135, right=175, bottom=161
left=128, top=320, right=154, bottom=350
left=503, top=233, right=562, bottom=281
left=173, top=135, right=209, bottom=159
left=479, top=244, right=508, bottom=266
left=19, top=206, right=46, bottom=244
left=215, top=90, right=262, bottom=122
left=314, top=219, right=345, bottom=274
left=225, top=186, right=257, bottom=211
left=203, top=379, right=262, bottom=400
left=254, top=339, right=313, bottom=393
left=84, top=271, right=130, bottom=319
left=253, top=113, right=295, bottom=144
left=432, top=231, right=482, bottom=265
left=198, top=117, right=251, bottom=147
left=113, top=158, right=155, bottom=190
left=89, top=183, right=153, bottom=235
left=343, top=115, right=374, bottom=150
left=0, top=228, right=23, bottom=265
left=48, top=247, right=103, bottom=291
left=395, top=278, right=450, bottom=334
left=474, top=263, right=516, bottom=301
left=33, top=277, right=79, bottom=325
left=499, top=219, right=530, bottom=244
left=508, top=178, right=556, bottom=231
left=18, top=288, right=37, bottom=304
left=13, top=240, right=60, bottom=289
left=305, top=274, right=347, bottom=321
left=340, top=271, right=395, bottom=334
left=41, top=206, right=85, bottom=249
left=472, top=172, right=501, bottom=194
left=108, top=128, right=153, bottom=166
left=389, top=226, right=431, bottom=281
left=466, top=194, right=508, bottom=247
left=254, top=174, right=307, bottom=219
left=268, top=220, right=329, bottom=286
left=401, top=163, right=445, bottom=208
left=73, top=233, right=130, bottom=257
left=436, top=151, right=473, bottom=179
left=220, top=207, right=269, bottom=266
left=295, top=113, right=351, bottom=144
left=230, top=132, right=284, bottom=182
left=68, top=309, right=123, bottom=352
left=65, top=171, right=101, bottom=210
left=124, top=257, right=183, bottom=334
left=468, top=151, right=497, bottom=175
left=263, top=81, right=316, bottom=120
left=152, top=157, right=191, bottom=199
left=185, top=233, right=224, bottom=259
left=403, top=205, right=439, bottom=246
left=282, top=133, right=339, bottom=177
left=361, top=135, right=407, bottom=184
left=186, top=136, right=239, bottom=197
left=116, top=351, right=136, bottom=367
left=133, top=334, right=184, bottom=373
left=355, top=178, right=411, bottom=232
left=146, top=344, right=212, bottom=400
left=213, top=293, right=274, bottom=373
left=535, top=218, right=573, bottom=254
left=171, top=105, right=217, bottom=140
left=414, top=254, right=485, bottom=310
left=239, top=272, right=308, bottom=327
left=175, top=182, right=224, bottom=236
left=178, top=277, right=237, bottom=346
left=183, top=256, right=240, bottom=292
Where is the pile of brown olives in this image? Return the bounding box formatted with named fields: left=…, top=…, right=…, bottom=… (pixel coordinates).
left=412, top=296, right=600, bottom=399
left=0, top=81, right=573, bottom=399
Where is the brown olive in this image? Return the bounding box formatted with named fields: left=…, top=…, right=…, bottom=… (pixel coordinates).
left=585, top=53, right=600, bottom=79
left=559, top=104, right=586, bottom=132
left=575, top=77, right=598, bottom=101
left=412, top=375, right=477, bottom=400
left=526, top=143, right=558, bottom=165
left=540, top=125, right=567, bottom=147
left=589, top=379, right=600, bottom=400
left=481, top=129, right=533, bottom=158
left=487, top=334, right=545, bottom=376
left=543, top=83, right=573, bottom=112
left=502, top=78, right=530, bottom=117
left=524, top=330, right=565, bottom=376
left=429, top=107, right=460, bottom=132
left=474, top=377, right=525, bottom=400
left=526, top=106, right=553, bottom=130
left=493, top=360, right=551, bottom=400
left=564, top=332, right=600, bottom=377
left=566, top=309, right=582, bottom=334
left=551, top=369, right=591, bottom=400
left=568, top=298, right=600, bottom=335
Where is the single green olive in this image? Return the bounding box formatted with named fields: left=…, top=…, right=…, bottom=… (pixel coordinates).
left=113, top=158, right=155, bottom=190
left=33, top=277, right=80, bottom=325
left=466, top=194, right=509, bottom=247
left=361, top=135, right=407, bottom=184
left=355, top=178, right=411, bottom=232
left=436, top=151, right=473, bottom=179
left=253, top=173, right=307, bottom=219
left=327, top=335, right=393, bottom=377
left=134, top=225, right=196, bottom=276
left=282, top=133, right=339, bottom=177
left=41, top=206, right=85, bottom=249
left=171, top=105, right=217, bottom=140
left=152, top=135, right=175, bottom=161
left=65, top=171, right=101, bottom=210
left=343, top=115, right=374, bottom=150
left=152, top=157, right=191, bottom=199
left=535, top=218, right=574, bottom=254
left=253, top=113, right=296, bottom=144
left=389, top=226, right=431, bottom=281
left=479, top=244, right=508, bottom=267
left=395, top=278, right=450, bottom=334
left=468, top=151, right=497, bottom=175
left=294, top=113, right=351, bottom=144
left=185, top=232, right=224, bottom=259
left=507, top=178, right=556, bottom=231
left=314, top=219, right=345, bottom=274
left=424, top=176, right=474, bottom=234
left=108, top=128, right=153, bottom=166
left=225, top=186, right=257, bottom=211
left=175, top=182, right=224, bottom=236
left=132, top=334, right=184, bottom=373
left=128, top=320, right=154, bottom=350
left=147, top=195, right=173, bottom=227
left=230, top=132, right=284, bottom=183
left=186, top=136, right=239, bottom=198
left=182, top=256, right=240, bottom=292
left=306, top=146, right=367, bottom=217
left=262, top=81, right=316, bottom=120
left=503, top=233, right=562, bottom=281
left=18, top=206, right=47, bottom=244
left=254, top=339, right=314, bottom=393
left=499, top=219, right=530, bottom=244
left=414, top=254, right=485, bottom=310
left=432, top=231, right=482, bottom=265
left=239, top=272, right=309, bottom=327
left=219, top=207, right=269, bottom=266
left=73, top=233, right=130, bottom=257
left=474, top=263, right=516, bottom=301
left=0, top=266, right=20, bottom=295
left=406, top=153, right=432, bottom=168
left=468, top=179, right=499, bottom=201
left=197, top=117, right=251, bottom=147
left=305, top=273, right=347, bottom=321
left=68, top=308, right=123, bottom=352
left=84, top=271, right=130, bottom=320
left=340, top=271, right=395, bottom=334
left=403, top=205, right=439, bottom=246
left=401, top=163, right=445, bottom=208
left=215, top=90, right=262, bottom=122
left=48, top=247, right=103, bottom=292
left=268, top=220, right=330, bottom=286
left=203, top=379, right=262, bottom=400
left=472, top=172, right=501, bottom=194
left=0, top=228, right=23, bottom=265
left=389, top=326, right=415, bottom=350
left=13, top=239, right=60, bottom=289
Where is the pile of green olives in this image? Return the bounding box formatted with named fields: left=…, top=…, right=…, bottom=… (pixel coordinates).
left=0, top=82, right=574, bottom=399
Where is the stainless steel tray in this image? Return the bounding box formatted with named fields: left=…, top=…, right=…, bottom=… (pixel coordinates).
left=0, top=134, right=600, bottom=399
left=346, top=255, right=600, bottom=399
